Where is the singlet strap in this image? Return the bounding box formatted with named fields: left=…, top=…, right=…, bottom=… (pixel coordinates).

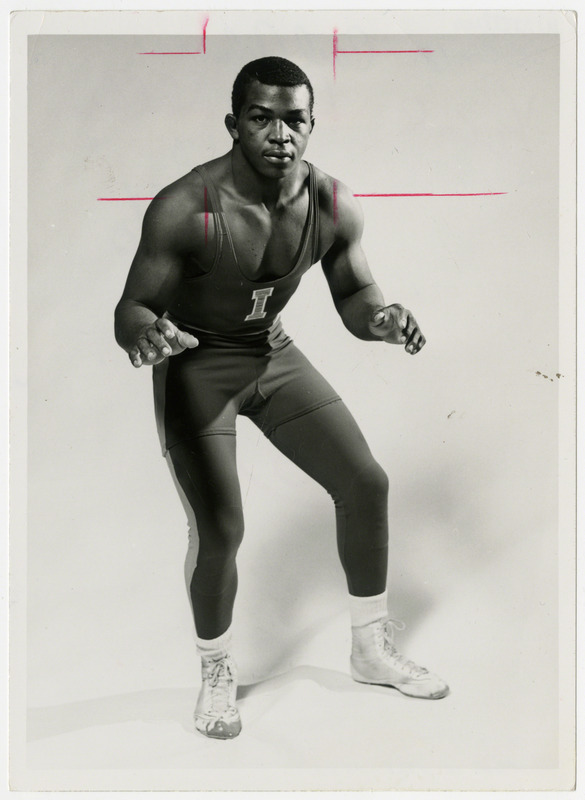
left=192, top=164, right=227, bottom=272
left=193, top=161, right=320, bottom=279
left=307, top=162, right=320, bottom=265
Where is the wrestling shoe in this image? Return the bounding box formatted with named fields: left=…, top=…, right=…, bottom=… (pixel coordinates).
left=350, top=618, right=449, bottom=699
left=194, top=652, right=242, bottom=739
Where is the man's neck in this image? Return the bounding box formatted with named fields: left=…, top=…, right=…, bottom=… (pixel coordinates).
left=229, top=147, right=305, bottom=211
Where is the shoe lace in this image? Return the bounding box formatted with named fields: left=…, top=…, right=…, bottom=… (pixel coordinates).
left=380, top=619, right=429, bottom=678
left=205, top=656, right=235, bottom=712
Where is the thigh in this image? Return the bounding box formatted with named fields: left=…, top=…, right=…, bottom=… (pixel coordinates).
left=167, top=434, right=244, bottom=543
left=153, top=347, right=255, bottom=453
left=266, top=398, right=380, bottom=493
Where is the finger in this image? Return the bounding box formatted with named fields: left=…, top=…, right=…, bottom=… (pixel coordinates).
left=404, top=323, right=419, bottom=347
left=394, top=314, right=411, bottom=345
left=392, top=303, right=408, bottom=331
left=387, top=305, right=408, bottom=342
left=403, top=312, right=417, bottom=337
left=370, top=309, right=396, bottom=341
left=145, top=328, right=173, bottom=357
left=413, top=333, right=426, bottom=353
left=129, top=348, right=143, bottom=368
left=371, top=309, right=387, bottom=327
left=406, top=331, right=424, bottom=354
left=176, top=330, right=199, bottom=349
left=406, top=338, right=418, bottom=355
left=155, top=318, right=178, bottom=340
left=404, top=329, right=420, bottom=354
left=136, top=336, right=163, bottom=362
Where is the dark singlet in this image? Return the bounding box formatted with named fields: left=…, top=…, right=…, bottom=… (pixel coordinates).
left=166, top=161, right=320, bottom=349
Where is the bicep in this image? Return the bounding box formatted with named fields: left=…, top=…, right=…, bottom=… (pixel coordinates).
left=119, top=202, right=187, bottom=316
left=120, top=242, right=183, bottom=316
left=321, top=188, right=376, bottom=304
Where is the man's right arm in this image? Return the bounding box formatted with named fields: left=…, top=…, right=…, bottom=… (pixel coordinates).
left=114, top=190, right=199, bottom=367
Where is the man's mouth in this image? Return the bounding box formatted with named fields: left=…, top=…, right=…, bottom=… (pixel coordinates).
left=263, top=151, right=293, bottom=163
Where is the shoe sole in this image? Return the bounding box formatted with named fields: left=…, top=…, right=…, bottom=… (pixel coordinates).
left=194, top=715, right=242, bottom=739
left=351, top=665, right=450, bottom=699
left=195, top=726, right=241, bottom=740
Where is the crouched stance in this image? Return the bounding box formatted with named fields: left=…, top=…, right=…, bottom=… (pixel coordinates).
left=115, top=56, right=448, bottom=741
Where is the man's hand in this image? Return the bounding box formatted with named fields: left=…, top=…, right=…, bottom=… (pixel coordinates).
left=368, top=303, right=426, bottom=355
left=129, top=318, right=199, bottom=368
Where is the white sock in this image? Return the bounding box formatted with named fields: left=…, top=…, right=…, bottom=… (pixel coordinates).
left=349, top=591, right=388, bottom=628
left=196, top=626, right=232, bottom=658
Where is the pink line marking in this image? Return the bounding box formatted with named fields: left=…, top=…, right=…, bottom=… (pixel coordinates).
left=139, top=18, right=209, bottom=56
left=337, top=49, right=434, bottom=54
left=98, top=192, right=507, bottom=202
left=204, top=186, right=209, bottom=244
left=203, top=17, right=209, bottom=54
left=333, top=29, right=433, bottom=75
left=354, top=192, right=508, bottom=197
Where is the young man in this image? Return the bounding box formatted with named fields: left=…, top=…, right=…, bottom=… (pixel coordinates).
left=114, top=57, right=448, bottom=740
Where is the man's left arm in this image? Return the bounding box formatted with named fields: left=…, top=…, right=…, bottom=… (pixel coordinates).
left=321, top=182, right=426, bottom=355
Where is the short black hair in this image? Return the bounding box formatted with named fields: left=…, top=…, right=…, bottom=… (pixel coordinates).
left=231, top=56, right=314, bottom=118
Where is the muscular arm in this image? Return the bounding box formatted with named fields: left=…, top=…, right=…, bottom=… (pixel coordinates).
left=114, top=186, right=201, bottom=366
left=321, top=181, right=425, bottom=354
left=321, top=184, right=385, bottom=341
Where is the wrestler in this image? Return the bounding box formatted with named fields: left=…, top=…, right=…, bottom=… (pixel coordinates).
left=115, top=56, right=448, bottom=740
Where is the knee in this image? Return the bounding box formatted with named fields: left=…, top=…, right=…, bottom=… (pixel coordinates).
left=192, top=506, right=244, bottom=597
left=352, top=459, right=389, bottom=505
left=200, top=505, right=245, bottom=561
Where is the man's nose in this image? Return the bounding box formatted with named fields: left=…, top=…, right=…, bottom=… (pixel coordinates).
left=269, top=120, right=290, bottom=142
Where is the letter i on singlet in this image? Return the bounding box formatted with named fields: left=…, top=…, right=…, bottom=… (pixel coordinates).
left=245, top=287, right=274, bottom=322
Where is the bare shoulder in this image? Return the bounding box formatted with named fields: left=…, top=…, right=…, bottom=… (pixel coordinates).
left=138, top=168, right=211, bottom=254
left=144, top=155, right=230, bottom=230
left=144, top=169, right=204, bottom=225
left=311, top=163, right=364, bottom=246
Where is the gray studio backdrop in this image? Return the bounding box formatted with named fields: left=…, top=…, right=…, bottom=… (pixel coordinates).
left=25, top=31, right=561, bottom=773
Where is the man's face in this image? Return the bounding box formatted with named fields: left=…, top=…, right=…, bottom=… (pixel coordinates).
left=228, top=80, right=314, bottom=178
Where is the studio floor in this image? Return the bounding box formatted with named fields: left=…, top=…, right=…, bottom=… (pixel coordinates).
left=20, top=526, right=567, bottom=791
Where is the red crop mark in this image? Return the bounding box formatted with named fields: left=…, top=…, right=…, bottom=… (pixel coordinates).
left=203, top=17, right=209, bottom=54
left=139, top=51, right=201, bottom=55
left=340, top=49, right=434, bottom=54
left=140, top=17, right=209, bottom=55
left=98, top=197, right=155, bottom=201
left=204, top=186, right=209, bottom=243
left=98, top=191, right=507, bottom=202
left=333, top=29, right=432, bottom=77
left=354, top=192, right=507, bottom=197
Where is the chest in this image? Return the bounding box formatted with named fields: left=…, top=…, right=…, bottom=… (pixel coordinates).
left=220, top=193, right=311, bottom=282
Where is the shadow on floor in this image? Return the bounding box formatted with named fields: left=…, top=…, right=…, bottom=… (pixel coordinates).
left=239, top=663, right=371, bottom=699
left=27, top=665, right=407, bottom=743
left=27, top=687, right=197, bottom=742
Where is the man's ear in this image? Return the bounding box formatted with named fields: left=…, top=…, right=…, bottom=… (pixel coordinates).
left=310, top=117, right=315, bottom=133
left=225, top=114, right=239, bottom=141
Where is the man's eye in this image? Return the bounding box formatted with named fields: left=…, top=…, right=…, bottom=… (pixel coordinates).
left=253, top=115, right=267, bottom=123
